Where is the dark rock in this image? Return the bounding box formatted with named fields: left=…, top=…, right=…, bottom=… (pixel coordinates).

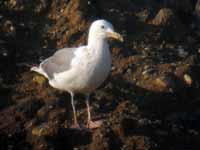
left=183, top=74, right=193, bottom=86
left=31, top=121, right=59, bottom=137
left=2, top=20, right=16, bottom=36
left=4, top=0, right=50, bottom=13
left=88, top=124, right=124, bottom=150
left=0, top=107, right=16, bottom=134
left=195, top=0, right=200, bottom=17
left=195, top=0, right=200, bottom=27
left=148, top=8, right=186, bottom=41
left=164, top=0, right=193, bottom=13
left=122, top=136, right=151, bottom=150
left=175, top=64, right=191, bottom=78
left=153, top=73, right=178, bottom=92
left=16, top=99, right=45, bottom=120
left=34, top=0, right=50, bottom=13
left=149, top=8, right=175, bottom=26
left=36, top=106, right=51, bottom=121
left=56, top=128, right=92, bottom=149
left=24, top=118, right=38, bottom=131
left=88, top=129, right=110, bottom=150
left=48, top=108, right=66, bottom=123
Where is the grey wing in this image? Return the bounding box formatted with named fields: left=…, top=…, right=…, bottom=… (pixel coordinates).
left=40, top=48, right=76, bottom=79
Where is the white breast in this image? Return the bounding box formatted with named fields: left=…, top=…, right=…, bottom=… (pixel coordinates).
left=49, top=43, right=111, bottom=93
left=84, top=43, right=111, bottom=91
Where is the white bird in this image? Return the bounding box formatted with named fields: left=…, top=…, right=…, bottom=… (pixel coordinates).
left=31, top=20, right=123, bottom=129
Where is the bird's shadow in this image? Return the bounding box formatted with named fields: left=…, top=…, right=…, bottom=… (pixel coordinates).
left=47, top=127, right=92, bottom=150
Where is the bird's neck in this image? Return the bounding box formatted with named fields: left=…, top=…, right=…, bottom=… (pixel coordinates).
left=87, top=36, right=108, bottom=52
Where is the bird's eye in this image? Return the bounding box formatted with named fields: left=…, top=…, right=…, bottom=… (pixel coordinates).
left=101, top=25, right=105, bottom=29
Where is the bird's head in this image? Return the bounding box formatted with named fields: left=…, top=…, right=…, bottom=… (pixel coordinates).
left=88, top=20, right=123, bottom=43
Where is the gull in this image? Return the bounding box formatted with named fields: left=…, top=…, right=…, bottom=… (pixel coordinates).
left=31, top=20, right=123, bottom=129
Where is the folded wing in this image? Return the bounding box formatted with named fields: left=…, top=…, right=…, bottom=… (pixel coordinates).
left=39, top=48, right=76, bottom=79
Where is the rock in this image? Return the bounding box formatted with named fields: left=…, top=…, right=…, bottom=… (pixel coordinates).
left=195, top=0, right=200, bottom=17
left=5, top=0, right=50, bottom=13
left=89, top=101, right=141, bottom=150
left=120, top=118, right=140, bottom=136
left=148, top=8, right=175, bottom=26
left=175, top=65, right=190, bottom=78
left=48, top=108, right=66, bottom=123
left=36, top=106, right=51, bottom=121
left=115, top=101, right=138, bottom=115
left=187, top=36, right=196, bottom=44
left=32, top=75, right=47, bottom=86
left=148, top=8, right=186, bottom=41
left=24, top=118, right=37, bottom=130
left=31, top=122, right=58, bottom=137
left=135, top=9, right=151, bottom=22
left=29, top=136, right=50, bottom=150
left=153, top=74, right=177, bottom=92
left=0, top=106, right=16, bottom=134
left=177, top=46, right=188, bottom=58
left=89, top=129, right=110, bottom=150
left=47, top=0, right=89, bottom=48
left=34, top=0, right=50, bottom=13
left=2, top=20, right=16, bottom=36
left=16, top=99, right=44, bottom=120
left=142, top=67, right=157, bottom=77
left=195, top=0, right=200, bottom=27
left=183, top=74, right=193, bottom=86
left=164, top=0, right=193, bottom=13
left=122, top=136, right=151, bottom=150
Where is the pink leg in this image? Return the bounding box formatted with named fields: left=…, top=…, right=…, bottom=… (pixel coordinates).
left=70, top=92, right=80, bottom=129
left=86, top=94, right=102, bottom=129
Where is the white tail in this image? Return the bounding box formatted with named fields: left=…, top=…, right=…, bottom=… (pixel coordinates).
left=30, top=66, right=38, bottom=71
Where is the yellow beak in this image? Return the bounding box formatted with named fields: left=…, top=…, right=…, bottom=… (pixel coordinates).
left=108, top=31, right=124, bottom=42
